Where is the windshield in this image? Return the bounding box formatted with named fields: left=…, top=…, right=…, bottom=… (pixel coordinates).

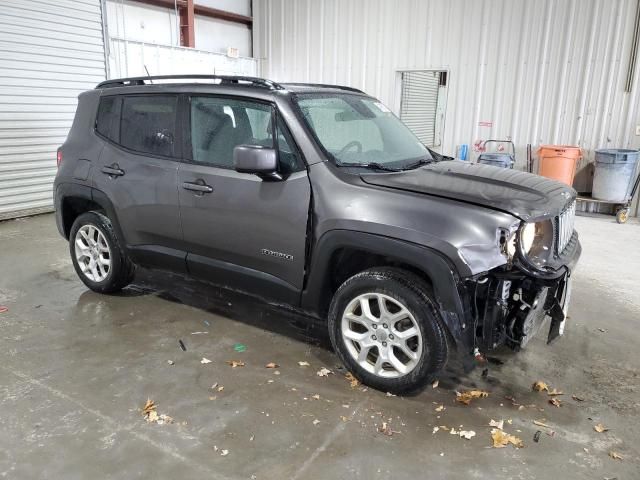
left=295, top=93, right=432, bottom=167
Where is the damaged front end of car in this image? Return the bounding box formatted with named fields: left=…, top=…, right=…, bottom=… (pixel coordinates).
left=459, top=201, right=580, bottom=359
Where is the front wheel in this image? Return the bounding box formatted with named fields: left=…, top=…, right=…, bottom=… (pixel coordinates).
left=328, top=267, right=449, bottom=394
left=69, top=211, right=134, bottom=293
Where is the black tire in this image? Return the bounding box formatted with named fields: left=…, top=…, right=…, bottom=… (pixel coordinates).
left=328, top=267, right=449, bottom=394
left=69, top=211, right=135, bottom=293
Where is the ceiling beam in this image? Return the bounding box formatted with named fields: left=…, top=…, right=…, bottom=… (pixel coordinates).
left=130, top=0, right=252, bottom=26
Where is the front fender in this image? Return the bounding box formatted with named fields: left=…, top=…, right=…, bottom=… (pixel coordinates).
left=301, top=230, right=473, bottom=349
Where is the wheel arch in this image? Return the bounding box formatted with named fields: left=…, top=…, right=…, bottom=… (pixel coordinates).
left=301, top=230, right=471, bottom=348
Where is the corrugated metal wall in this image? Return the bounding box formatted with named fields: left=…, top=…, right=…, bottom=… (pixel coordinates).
left=0, top=0, right=106, bottom=220
left=254, top=0, right=640, bottom=217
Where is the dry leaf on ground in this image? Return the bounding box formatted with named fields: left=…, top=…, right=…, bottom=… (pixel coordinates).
left=298, top=361, right=310, bottom=367
left=491, top=428, right=524, bottom=448
left=455, top=390, right=489, bottom=405
left=378, top=422, right=400, bottom=436
left=489, top=419, right=504, bottom=430
left=265, top=362, right=279, bottom=368
left=549, top=398, right=562, bottom=408
left=547, top=388, right=564, bottom=396
left=572, top=395, right=585, bottom=402
left=609, top=451, right=623, bottom=460
left=532, top=381, right=549, bottom=392
left=142, top=399, right=156, bottom=416
left=226, top=360, right=245, bottom=368
left=594, top=423, right=609, bottom=433
left=141, top=399, right=173, bottom=425
left=311, top=394, right=320, bottom=400
left=317, top=367, right=332, bottom=377
left=345, top=372, right=360, bottom=388
left=200, top=357, right=212, bottom=364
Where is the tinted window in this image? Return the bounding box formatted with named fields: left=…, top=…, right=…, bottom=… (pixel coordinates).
left=120, top=95, right=177, bottom=157
left=191, top=97, right=274, bottom=167
left=95, top=96, right=120, bottom=142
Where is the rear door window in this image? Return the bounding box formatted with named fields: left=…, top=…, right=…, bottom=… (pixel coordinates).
left=120, top=95, right=178, bottom=157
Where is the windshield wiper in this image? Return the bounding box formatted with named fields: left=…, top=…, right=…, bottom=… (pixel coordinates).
left=336, top=162, right=403, bottom=172
left=400, top=158, right=435, bottom=170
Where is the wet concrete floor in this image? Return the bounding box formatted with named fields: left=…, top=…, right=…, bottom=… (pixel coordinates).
left=0, top=213, right=638, bottom=479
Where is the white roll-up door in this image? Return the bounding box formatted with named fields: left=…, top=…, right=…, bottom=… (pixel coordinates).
left=399, top=71, right=440, bottom=147
left=0, top=0, right=106, bottom=220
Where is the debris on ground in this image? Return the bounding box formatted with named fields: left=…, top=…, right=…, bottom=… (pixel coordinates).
left=533, top=431, right=541, bottom=443
left=455, top=390, right=489, bottom=405
left=200, top=357, right=212, bottom=364
left=203, top=320, right=210, bottom=327
left=435, top=405, right=445, bottom=412
left=532, top=380, right=549, bottom=392
left=340, top=415, right=350, bottom=422
left=608, top=451, right=623, bottom=460
left=210, top=383, right=224, bottom=392
left=533, top=420, right=551, bottom=428
left=312, top=419, right=320, bottom=426
left=488, top=419, right=504, bottom=430
left=572, top=394, right=585, bottom=402
left=594, top=423, right=609, bottom=433
left=385, top=392, right=396, bottom=397
left=141, top=399, right=173, bottom=425
left=548, top=398, right=562, bottom=408
left=432, top=380, right=439, bottom=389
left=598, top=328, right=606, bottom=333
left=450, top=428, right=475, bottom=440
left=311, top=394, right=320, bottom=400
left=0, top=306, right=8, bottom=314
left=378, top=422, right=400, bottom=436
left=432, top=426, right=439, bottom=434
left=220, top=449, right=229, bottom=456
left=317, top=367, right=332, bottom=377
left=233, top=343, right=247, bottom=352
left=191, top=331, right=208, bottom=335
left=547, top=388, right=563, bottom=396
left=265, top=362, right=279, bottom=368
left=298, top=361, right=310, bottom=367
left=227, top=360, right=245, bottom=368
left=178, top=339, right=186, bottom=351
left=167, top=360, right=174, bottom=365
left=490, top=428, right=524, bottom=448
left=345, top=372, right=360, bottom=388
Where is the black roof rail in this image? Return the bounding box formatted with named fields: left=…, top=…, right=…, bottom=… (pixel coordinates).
left=281, top=82, right=365, bottom=94
left=96, top=75, right=284, bottom=90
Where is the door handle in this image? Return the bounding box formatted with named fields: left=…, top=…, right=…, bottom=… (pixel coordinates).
left=182, top=180, right=213, bottom=194
left=101, top=165, right=125, bottom=177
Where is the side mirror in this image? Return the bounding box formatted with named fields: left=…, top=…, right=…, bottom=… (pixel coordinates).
left=234, top=145, right=280, bottom=180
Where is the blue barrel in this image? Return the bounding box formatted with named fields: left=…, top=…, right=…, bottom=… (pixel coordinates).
left=592, top=149, right=639, bottom=202
left=477, top=153, right=514, bottom=169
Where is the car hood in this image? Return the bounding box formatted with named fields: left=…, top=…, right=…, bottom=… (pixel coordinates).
left=360, top=160, right=576, bottom=221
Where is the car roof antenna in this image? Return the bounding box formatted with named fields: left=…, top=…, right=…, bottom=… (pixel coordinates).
left=144, top=65, right=153, bottom=84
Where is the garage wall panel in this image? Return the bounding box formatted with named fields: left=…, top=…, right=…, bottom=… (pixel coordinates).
left=0, top=0, right=106, bottom=220
left=254, top=0, right=640, bottom=217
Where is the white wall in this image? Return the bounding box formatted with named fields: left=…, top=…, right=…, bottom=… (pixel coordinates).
left=254, top=0, right=640, bottom=216
left=195, top=15, right=252, bottom=56
left=198, top=0, right=251, bottom=16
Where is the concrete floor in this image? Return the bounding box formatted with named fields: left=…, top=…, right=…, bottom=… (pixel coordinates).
left=0, top=213, right=638, bottom=480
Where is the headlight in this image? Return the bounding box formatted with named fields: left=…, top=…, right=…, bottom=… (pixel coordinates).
left=519, top=220, right=554, bottom=268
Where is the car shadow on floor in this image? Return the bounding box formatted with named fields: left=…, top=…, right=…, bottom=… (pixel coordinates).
left=85, top=267, right=508, bottom=394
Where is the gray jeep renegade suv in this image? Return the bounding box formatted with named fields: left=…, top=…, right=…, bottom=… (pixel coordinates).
left=54, top=75, right=581, bottom=393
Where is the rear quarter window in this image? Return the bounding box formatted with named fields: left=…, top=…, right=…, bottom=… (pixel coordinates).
left=95, top=96, right=120, bottom=142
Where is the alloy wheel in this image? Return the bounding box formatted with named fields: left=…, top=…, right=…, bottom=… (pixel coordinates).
left=74, top=224, right=111, bottom=282
left=341, top=293, right=423, bottom=378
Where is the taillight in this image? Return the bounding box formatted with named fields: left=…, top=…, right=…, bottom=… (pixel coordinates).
left=56, top=148, right=63, bottom=167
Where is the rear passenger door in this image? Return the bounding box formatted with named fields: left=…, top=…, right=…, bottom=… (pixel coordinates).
left=177, top=96, right=310, bottom=302
left=93, top=94, right=185, bottom=269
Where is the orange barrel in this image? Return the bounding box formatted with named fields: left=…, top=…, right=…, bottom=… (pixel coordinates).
left=537, top=145, right=582, bottom=186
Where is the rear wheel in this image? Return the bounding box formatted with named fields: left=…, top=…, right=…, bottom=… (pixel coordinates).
left=69, top=211, right=134, bottom=293
left=328, top=267, right=448, bottom=394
